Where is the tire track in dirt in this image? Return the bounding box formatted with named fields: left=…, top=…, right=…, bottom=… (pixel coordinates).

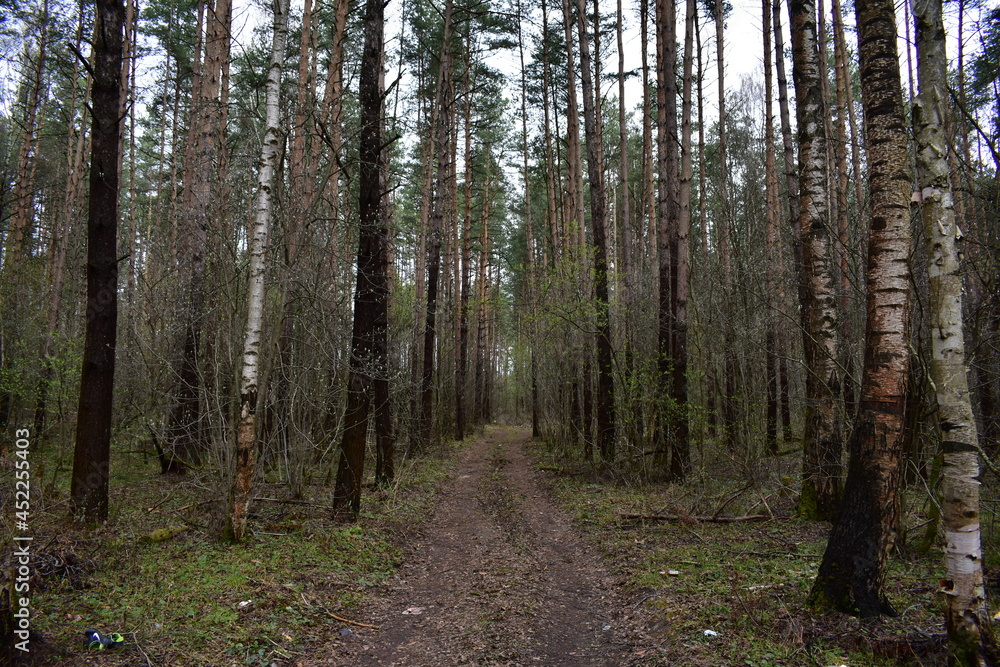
left=304, top=426, right=648, bottom=666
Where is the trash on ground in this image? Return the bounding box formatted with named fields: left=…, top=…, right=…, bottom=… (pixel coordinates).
left=84, top=629, right=124, bottom=650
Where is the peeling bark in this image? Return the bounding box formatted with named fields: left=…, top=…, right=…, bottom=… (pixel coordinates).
left=789, top=0, right=843, bottom=520
left=913, top=0, right=992, bottom=659
left=809, top=0, right=912, bottom=616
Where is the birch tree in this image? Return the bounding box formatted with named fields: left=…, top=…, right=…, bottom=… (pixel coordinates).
left=789, top=0, right=843, bottom=520
left=913, top=0, right=992, bottom=658
left=224, top=0, right=289, bottom=543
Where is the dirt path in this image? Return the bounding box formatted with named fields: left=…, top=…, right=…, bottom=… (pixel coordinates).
left=301, top=426, right=650, bottom=666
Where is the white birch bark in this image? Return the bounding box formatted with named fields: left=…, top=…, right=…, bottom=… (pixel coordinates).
left=225, top=0, right=289, bottom=542
left=913, top=0, right=990, bottom=659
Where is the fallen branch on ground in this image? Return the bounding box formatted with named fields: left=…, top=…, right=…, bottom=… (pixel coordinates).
left=619, top=513, right=770, bottom=523
left=253, top=497, right=331, bottom=509
left=324, top=609, right=381, bottom=630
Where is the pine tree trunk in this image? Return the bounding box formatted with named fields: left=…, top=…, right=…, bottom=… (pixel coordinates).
left=763, top=0, right=780, bottom=454
left=456, top=44, right=474, bottom=442
left=518, top=0, right=540, bottom=438
left=5, top=3, right=48, bottom=264
left=640, top=0, right=655, bottom=268
left=561, top=0, right=583, bottom=255
left=418, top=0, right=455, bottom=448
left=474, top=174, right=492, bottom=424
left=70, top=0, right=125, bottom=524
left=34, top=8, right=87, bottom=444
left=773, top=0, right=801, bottom=246
left=168, top=0, right=231, bottom=471
left=655, top=0, right=678, bottom=468
left=670, top=0, right=695, bottom=478
left=773, top=0, right=797, bottom=444
left=808, top=0, right=912, bottom=616
left=714, top=0, right=739, bottom=450
left=333, top=0, right=391, bottom=518
left=576, top=0, right=616, bottom=461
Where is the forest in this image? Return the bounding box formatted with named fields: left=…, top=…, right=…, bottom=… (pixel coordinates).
left=0, top=0, right=999, bottom=662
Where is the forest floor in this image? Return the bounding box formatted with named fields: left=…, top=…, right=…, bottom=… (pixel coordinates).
left=9, top=424, right=962, bottom=665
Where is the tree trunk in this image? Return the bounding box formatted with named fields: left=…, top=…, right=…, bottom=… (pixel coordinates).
left=474, top=165, right=493, bottom=425
left=773, top=0, right=801, bottom=247
left=913, top=0, right=993, bottom=659
left=640, top=0, right=655, bottom=268
left=763, top=0, right=779, bottom=454
left=576, top=0, right=616, bottom=461
left=670, top=0, right=695, bottom=478
left=540, top=0, right=560, bottom=266
left=561, top=0, right=584, bottom=256
left=714, top=0, right=738, bottom=450
left=809, top=0, right=912, bottom=616
left=168, top=0, right=231, bottom=471
left=70, top=0, right=124, bottom=524
left=5, top=1, right=48, bottom=264
left=831, top=0, right=857, bottom=418
left=456, top=41, right=474, bottom=442
left=518, top=0, right=540, bottom=438
left=34, top=6, right=88, bottom=444
left=333, top=0, right=391, bottom=518
left=224, top=0, right=288, bottom=543
left=773, top=0, right=797, bottom=444
left=655, top=0, right=678, bottom=469
left=789, top=0, right=843, bottom=520
left=418, top=0, right=455, bottom=449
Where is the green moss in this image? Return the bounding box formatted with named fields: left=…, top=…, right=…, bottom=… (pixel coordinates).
left=796, top=481, right=821, bottom=519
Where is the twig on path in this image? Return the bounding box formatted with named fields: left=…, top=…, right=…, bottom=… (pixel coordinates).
left=619, top=513, right=770, bottom=523
left=145, top=495, right=172, bottom=513
left=127, top=630, right=155, bottom=667
left=264, top=636, right=294, bottom=657
left=323, top=607, right=381, bottom=629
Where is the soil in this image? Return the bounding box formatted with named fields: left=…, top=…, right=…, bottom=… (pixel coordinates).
left=298, top=426, right=656, bottom=666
